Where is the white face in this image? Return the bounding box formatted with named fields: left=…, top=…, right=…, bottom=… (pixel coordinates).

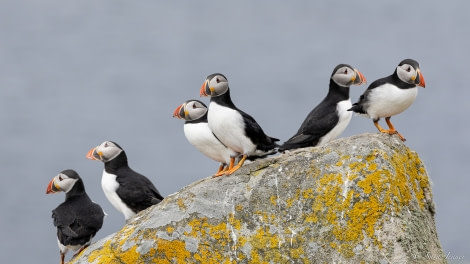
left=396, top=63, right=419, bottom=84
left=95, top=141, right=122, bottom=162
left=208, top=74, right=229, bottom=96
left=331, top=66, right=357, bottom=87
left=52, top=172, right=78, bottom=193
left=184, top=101, right=208, bottom=121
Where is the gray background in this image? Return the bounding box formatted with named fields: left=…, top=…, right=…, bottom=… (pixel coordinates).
left=0, top=1, right=468, bottom=263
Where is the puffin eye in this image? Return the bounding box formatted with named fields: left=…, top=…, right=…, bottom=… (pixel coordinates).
left=216, top=78, right=220, bottom=83
left=192, top=103, right=197, bottom=109
left=344, top=69, right=348, bottom=74
left=406, top=66, right=411, bottom=72
left=58, top=175, right=63, bottom=181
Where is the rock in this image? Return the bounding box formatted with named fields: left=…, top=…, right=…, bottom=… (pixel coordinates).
left=71, top=133, right=445, bottom=264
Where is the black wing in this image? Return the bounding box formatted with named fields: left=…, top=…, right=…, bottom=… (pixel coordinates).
left=239, top=109, right=279, bottom=152
left=280, top=99, right=339, bottom=151
left=116, top=168, right=164, bottom=213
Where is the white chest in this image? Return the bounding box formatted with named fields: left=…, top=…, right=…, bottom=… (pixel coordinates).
left=101, top=170, right=135, bottom=220
left=317, top=99, right=352, bottom=146
left=366, top=84, right=418, bottom=119
left=57, top=239, right=85, bottom=254
left=208, top=102, right=254, bottom=154
left=184, top=122, right=235, bottom=164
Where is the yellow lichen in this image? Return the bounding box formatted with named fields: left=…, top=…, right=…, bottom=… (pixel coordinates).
left=183, top=217, right=235, bottom=263
left=306, top=147, right=431, bottom=258
left=177, top=198, right=186, bottom=210
left=87, top=240, right=117, bottom=264
left=154, top=239, right=190, bottom=263
left=270, top=195, right=277, bottom=206
left=248, top=226, right=286, bottom=263
left=235, top=204, right=243, bottom=211
left=338, top=243, right=355, bottom=258
left=365, top=153, right=377, bottom=162
left=118, top=226, right=136, bottom=247
left=286, top=189, right=301, bottom=209
left=228, top=213, right=242, bottom=231
left=305, top=213, right=318, bottom=223
left=114, top=244, right=141, bottom=263
left=349, top=161, right=367, bottom=172
left=368, top=163, right=377, bottom=171
left=302, top=188, right=314, bottom=199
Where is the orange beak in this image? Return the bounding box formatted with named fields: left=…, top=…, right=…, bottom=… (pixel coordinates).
left=354, top=69, right=367, bottom=85
left=46, top=178, right=57, bottom=194
left=417, top=70, right=426, bottom=88
left=86, top=147, right=99, bottom=160
left=200, top=80, right=209, bottom=97
left=173, top=104, right=185, bottom=119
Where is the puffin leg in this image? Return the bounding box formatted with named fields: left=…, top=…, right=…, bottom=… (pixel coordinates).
left=373, top=119, right=389, bottom=133
left=214, top=158, right=236, bottom=177
left=213, top=164, right=227, bottom=177
left=225, top=155, right=247, bottom=175
left=60, top=253, right=65, bottom=264
left=72, top=245, right=89, bottom=258
left=227, top=157, right=235, bottom=170
left=385, top=117, right=406, bottom=141
left=374, top=119, right=395, bottom=133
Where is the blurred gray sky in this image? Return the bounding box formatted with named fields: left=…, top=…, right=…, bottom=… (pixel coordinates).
left=0, top=1, right=468, bottom=263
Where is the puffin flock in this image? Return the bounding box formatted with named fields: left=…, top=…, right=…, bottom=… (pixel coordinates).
left=47, top=59, right=425, bottom=263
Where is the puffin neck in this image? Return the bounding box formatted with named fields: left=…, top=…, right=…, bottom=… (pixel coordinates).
left=328, top=79, right=350, bottom=101
left=185, top=112, right=208, bottom=124
left=210, top=88, right=237, bottom=109
left=104, top=151, right=129, bottom=174
left=65, top=179, right=86, bottom=200
left=391, top=71, right=416, bottom=89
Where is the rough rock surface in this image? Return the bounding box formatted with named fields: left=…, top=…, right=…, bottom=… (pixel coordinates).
left=71, top=133, right=445, bottom=264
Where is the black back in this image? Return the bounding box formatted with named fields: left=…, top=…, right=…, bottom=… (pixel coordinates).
left=104, top=151, right=164, bottom=213
left=52, top=176, right=104, bottom=247
left=279, top=79, right=350, bottom=151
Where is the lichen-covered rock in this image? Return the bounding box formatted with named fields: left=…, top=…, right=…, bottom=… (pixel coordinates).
left=71, top=133, right=445, bottom=264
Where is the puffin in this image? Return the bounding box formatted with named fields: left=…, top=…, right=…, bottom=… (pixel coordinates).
left=279, top=64, right=366, bottom=152
left=46, top=169, right=105, bottom=264
left=348, top=59, right=426, bottom=141
left=86, top=141, right=164, bottom=221
left=173, top=99, right=239, bottom=177
left=200, top=73, right=279, bottom=175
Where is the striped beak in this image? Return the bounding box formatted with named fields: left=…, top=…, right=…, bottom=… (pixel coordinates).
left=86, top=147, right=101, bottom=161
left=200, top=80, right=212, bottom=97
left=173, top=103, right=186, bottom=119
left=416, top=69, right=426, bottom=88
left=46, top=178, right=60, bottom=194
left=353, top=69, right=367, bottom=85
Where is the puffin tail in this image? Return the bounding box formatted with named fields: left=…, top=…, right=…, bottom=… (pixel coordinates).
left=347, top=103, right=365, bottom=114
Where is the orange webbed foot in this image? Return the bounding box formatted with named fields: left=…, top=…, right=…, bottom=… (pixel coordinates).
left=224, top=155, right=247, bottom=175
